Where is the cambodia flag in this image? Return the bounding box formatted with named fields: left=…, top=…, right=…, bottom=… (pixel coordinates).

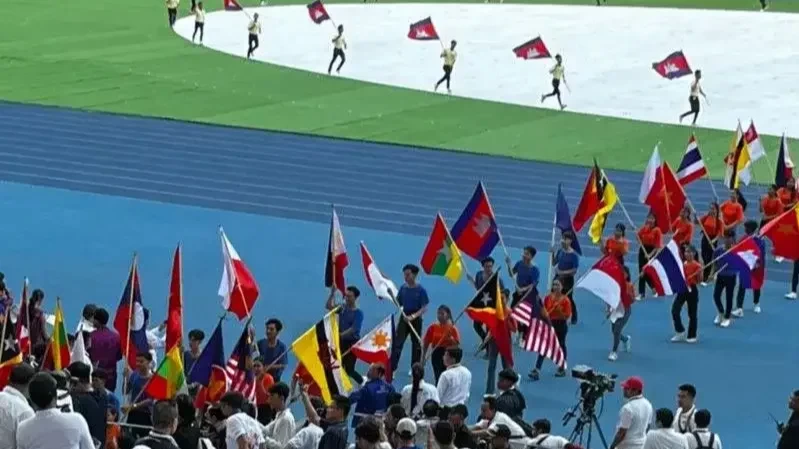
left=451, top=182, right=500, bottom=260
left=512, top=37, right=551, bottom=60
left=652, top=51, right=692, bottom=79
left=643, top=240, right=687, bottom=296
left=307, top=0, right=330, bottom=24
left=721, top=237, right=762, bottom=289
left=408, top=17, right=439, bottom=41
left=775, top=134, right=794, bottom=188
left=224, top=0, right=243, bottom=10
left=113, top=256, right=149, bottom=368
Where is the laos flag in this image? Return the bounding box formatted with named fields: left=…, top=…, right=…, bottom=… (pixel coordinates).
left=652, top=51, right=692, bottom=79
left=113, top=256, right=149, bottom=368
left=451, top=182, right=500, bottom=260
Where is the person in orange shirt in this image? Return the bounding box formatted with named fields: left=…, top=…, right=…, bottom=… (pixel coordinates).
left=422, top=305, right=460, bottom=382
left=529, top=278, right=571, bottom=381
left=253, top=356, right=276, bottom=425
left=761, top=184, right=784, bottom=228
left=105, top=408, right=121, bottom=449
left=671, top=245, right=702, bottom=343
left=720, top=190, right=745, bottom=232
left=602, top=223, right=630, bottom=262
left=637, top=213, right=663, bottom=299
left=777, top=178, right=797, bottom=211
left=698, top=201, right=722, bottom=283
left=608, top=266, right=634, bottom=362
left=672, top=207, right=694, bottom=249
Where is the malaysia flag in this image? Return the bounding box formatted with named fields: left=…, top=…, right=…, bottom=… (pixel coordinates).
left=307, top=0, right=331, bottom=24
left=223, top=0, right=243, bottom=11
left=652, top=51, right=692, bottom=79
left=643, top=240, right=687, bottom=296
left=676, top=135, right=708, bottom=186
left=512, top=37, right=551, bottom=60
left=407, top=17, right=439, bottom=41
left=451, top=182, right=500, bottom=260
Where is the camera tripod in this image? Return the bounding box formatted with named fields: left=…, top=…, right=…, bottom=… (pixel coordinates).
left=562, top=397, right=609, bottom=449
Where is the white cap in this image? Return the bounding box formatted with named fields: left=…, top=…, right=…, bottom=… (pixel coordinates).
left=396, top=418, right=417, bottom=437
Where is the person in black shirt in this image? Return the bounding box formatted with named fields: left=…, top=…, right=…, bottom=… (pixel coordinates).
left=778, top=390, right=799, bottom=449
left=447, top=404, right=477, bottom=449
left=319, top=395, right=351, bottom=449
left=135, top=400, right=181, bottom=449
left=495, top=369, right=526, bottom=422
left=173, top=394, right=202, bottom=449
left=68, top=361, right=108, bottom=448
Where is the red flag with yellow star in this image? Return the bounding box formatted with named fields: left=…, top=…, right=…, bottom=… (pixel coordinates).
left=760, top=204, right=799, bottom=261
left=350, top=315, right=394, bottom=382
left=645, top=162, right=687, bottom=233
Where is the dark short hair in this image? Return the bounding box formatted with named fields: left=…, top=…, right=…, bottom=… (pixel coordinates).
left=532, top=418, right=551, bottom=434
left=402, top=264, right=420, bottom=275
left=29, top=372, right=57, bottom=409
left=449, top=404, right=469, bottom=419
left=220, top=391, right=245, bottom=410
left=744, top=219, right=758, bottom=234
left=561, top=230, right=575, bottom=240
left=9, top=363, right=35, bottom=386
left=678, top=384, right=697, bottom=398
left=266, top=318, right=283, bottom=332
left=188, top=329, right=205, bottom=341
left=355, top=420, right=381, bottom=444
left=483, top=396, right=497, bottom=411
left=332, top=394, right=351, bottom=416
left=445, top=347, right=463, bottom=363
left=81, top=304, right=97, bottom=320
left=68, top=362, right=92, bottom=383
left=346, top=286, right=361, bottom=298
left=481, top=257, right=495, bottom=266
left=387, top=392, right=402, bottom=407
left=388, top=403, right=406, bottom=421
left=724, top=229, right=736, bottom=239
left=176, top=394, right=195, bottom=423
left=93, top=368, right=108, bottom=381
left=269, top=382, right=290, bottom=401
left=432, top=421, right=454, bottom=445
left=656, top=408, right=675, bottom=427
left=94, top=308, right=110, bottom=326
left=422, top=399, right=440, bottom=418
left=136, top=351, right=153, bottom=362
left=694, top=409, right=711, bottom=428
left=151, top=400, right=178, bottom=429
left=523, top=246, right=537, bottom=258
left=372, top=363, right=386, bottom=377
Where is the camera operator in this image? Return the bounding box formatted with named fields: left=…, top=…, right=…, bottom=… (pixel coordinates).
left=777, top=390, right=799, bottom=449
left=609, top=377, right=653, bottom=449
left=529, top=419, right=571, bottom=449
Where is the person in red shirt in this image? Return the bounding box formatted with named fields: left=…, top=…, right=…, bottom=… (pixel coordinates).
left=637, top=213, right=663, bottom=299
left=761, top=185, right=784, bottom=228
left=671, top=245, right=702, bottom=343
left=529, top=278, right=572, bottom=381
left=720, top=190, right=745, bottom=233
left=602, top=223, right=630, bottom=262
left=253, top=356, right=276, bottom=425
left=698, top=201, right=722, bottom=283
left=672, top=207, right=694, bottom=249
left=777, top=179, right=798, bottom=211
left=608, top=266, right=634, bottom=362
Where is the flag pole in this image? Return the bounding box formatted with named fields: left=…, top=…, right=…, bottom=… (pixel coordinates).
left=122, top=253, right=138, bottom=398
left=694, top=134, right=720, bottom=201
left=23, top=278, right=31, bottom=356
left=480, top=181, right=513, bottom=263
left=546, top=212, right=557, bottom=291
left=186, top=313, right=226, bottom=379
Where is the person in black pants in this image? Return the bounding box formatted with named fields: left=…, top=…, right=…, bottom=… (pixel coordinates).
left=390, top=264, right=429, bottom=371
left=551, top=230, right=579, bottom=324
left=787, top=261, right=799, bottom=300
left=328, top=25, right=347, bottom=75
left=712, top=230, right=737, bottom=328
left=468, top=257, right=505, bottom=355
left=760, top=0, right=769, bottom=11
left=529, top=279, right=570, bottom=380
left=247, top=14, right=261, bottom=60
left=734, top=220, right=765, bottom=316
left=672, top=246, right=702, bottom=343
left=326, top=286, right=365, bottom=385
left=698, top=201, right=721, bottom=282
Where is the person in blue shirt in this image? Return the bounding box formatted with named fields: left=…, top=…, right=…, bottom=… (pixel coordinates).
left=326, top=285, right=365, bottom=385
left=506, top=246, right=540, bottom=307
left=390, top=264, right=429, bottom=372
left=349, top=363, right=395, bottom=427
left=91, top=368, right=120, bottom=417
left=469, top=257, right=505, bottom=356
left=257, top=318, right=288, bottom=382
left=734, top=220, right=766, bottom=316
left=183, top=329, right=205, bottom=393
left=551, top=231, right=580, bottom=324
left=712, top=230, right=737, bottom=328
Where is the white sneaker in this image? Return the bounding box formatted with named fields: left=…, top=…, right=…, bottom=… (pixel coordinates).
left=714, top=314, right=722, bottom=325
left=776, top=256, right=785, bottom=263
left=732, top=308, right=744, bottom=318
left=608, top=352, right=618, bottom=361
left=447, top=88, right=452, bottom=94
left=635, top=294, right=643, bottom=301
left=700, top=282, right=708, bottom=287
left=624, top=336, right=632, bottom=352
left=671, top=333, right=686, bottom=342
left=754, top=305, right=762, bottom=314
left=720, top=319, right=731, bottom=328
left=786, top=292, right=797, bottom=300
left=686, top=337, right=698, bottom=344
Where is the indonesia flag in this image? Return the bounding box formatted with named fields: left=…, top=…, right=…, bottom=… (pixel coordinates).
left=325, top=207, right=349, bottom=294
left=651, top=51, right=692, bottom=79
left=306, top=0, right=331, bottom=24
left=676, top=135, right=708, bottom=186
left=575, top=256, right=628, bottom=314
left=350, top=315, right=394, bottom=382
left=223, top=0, right=243, bottom=10
left=407, top=17, right=439, bottom=41
left=218, top=228, right=260, bottom=320
left=643, top=240, right=688, bottom=296
left=639, top=144, right=661, bottom=202
left=359, top=242, right=398, bottom=301
left=512, top=37, right=551, bottom=60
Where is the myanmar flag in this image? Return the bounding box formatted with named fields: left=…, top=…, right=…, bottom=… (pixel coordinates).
left=45, top=300, right=71, bottom=371
left=145, top=346, right=187, bottom=400
left=420, top=213, right=464, bottom=283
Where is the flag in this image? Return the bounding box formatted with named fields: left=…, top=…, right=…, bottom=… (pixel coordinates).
left=642, top=240, right=688, bottom=296
left=190, top=321, right=227, bottom=408
left=720, top=238, right=762, bottom=289
left=645, top=163, right=687, bottom=233
left=306, top=0, right=330, bottom=24
left=226, top=324, right=256, bottom=401
left=575, top=256, right=628, bottom=313
left=224, top=0, right=243, bottom=10
left=511, top=291, right=566, bottom=369
left=572, top=162, right=605, bottom=232
left=218, top=228, right=260, bottom=320
left=744, top=121, right=766, bottom=162
left=70, top=328, right=92, bottom=369
left=588, top=179, right=618, bottom=244
left=555, top=184, right=581, bottom=255
left=676, top=135, right=708, bottom=186
left=407, top=17, right=439, bottom=41
left=512, top=37, right=551, bottom=60
left=15, top=278, right=30, bottom=356
left=651, top=51, right=692, bottom=79
left=113, top=256, right=148, bottom=368
left=165, top=244, right=183, bottom=352
left=291, top=311, right=353, bottom=404
left=639, top=145, right=661, bottom=203
left=0, top=309, right=22, bottom=389
left=451, top=182, right=500, bottom=260
left=360, top=242, right=398, bottom=301
left=420, top=214, right=464, bottom=283
left=46, top=301, right=71, bottom=371
left=145, top=346, right=187, bottom=400
left=725, top=133, right=752, bottom=189
left=350, top=315, right=394, bottom=382
left=760, top=205, right=799, bottom=261
left=775, top=134, right=794, bottom=188
left=325, top=208, right=349, bottom=294
left=465, top=271, right=513, bottom=366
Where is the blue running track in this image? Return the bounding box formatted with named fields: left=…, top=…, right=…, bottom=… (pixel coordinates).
left=0, top=101, right=795, bottom=448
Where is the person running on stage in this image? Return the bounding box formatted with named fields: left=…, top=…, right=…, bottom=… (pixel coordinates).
left=529, top=278, right=571, bottom=380
left=434, top=40, right=457, bottom=94
left=679, top=70, right=707, bottom=125
left=698, top=202, right=721, bottom=285
left=720, top=190, right=745, bottom=233
left=711, top=230, right=737, bottom=328
left=540, top=54, right=566, bottom=110
left=551, top=230, right=579, bottom=325
left=760, top=0, right=769, bottom=11
left=328, top=24, right=347, bottom=75
left=192, top=2, right=205, bottom=44
left=733, top=220, right=766, bottom=316
left=608, top=266, right=634, bottom=362
left=166, top=0, right=180, bottom=27
left=602, top=223, right=630, bottom=264
left=637, top=213, right=663, bottom=300
left=247, top=13, right=262, bottom=60
left=671, top=246, right=702, bottom=343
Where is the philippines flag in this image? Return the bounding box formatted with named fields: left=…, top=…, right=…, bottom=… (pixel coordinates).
left=512, top=37, right=551, bottom=60
left=360, top=242, right=398, bottom=301
left=113, top=256, right=149, bottom=368
left=218, top=228, right=260, bottom=320
left=511, top=291, right=566, bottom=369
left=350, top=315, right=394, bottom=382
left=226, top=323, right=256, bottom=401
left=652, top=51, right=692, bottom=79
left=775, top=133, right=794, bottom=188
left=676, top=135, right=708, bottom=186
left=223, top=0, right=243, bottom=10
left=451, top=182, right=500, bottom=260
left=721, top=238, right=762, bottom=289
left=643, top=240, right=688, bottom=296
left=306, top=0, right=331, bottom=24
left=325, top=207, right=349, bottom=294
left=407, top=17, right=439, bottom=41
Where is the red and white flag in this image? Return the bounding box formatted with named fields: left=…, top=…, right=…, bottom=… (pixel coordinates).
left=512, top=37, right=551, bottom=60
left=325, top=207, right=349, bottom=294
left=16, top=278, right=30, bottom=356
left=407, top=17, right=439, bottom=41
left=360, top=242, right=398, bottom=301
left=350, top=315, right=394, bottom=382
left=639, top=144, right=661, bottom=203
left=744, top=121, right=766, bottom=162
left=575, top=256, right=630, bottom=321
left=218, top=228, right=260, bottom=320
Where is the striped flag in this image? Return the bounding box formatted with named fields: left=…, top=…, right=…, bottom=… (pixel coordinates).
left=642, top=240, right=687, bottom=296
left=225, top=324, right=256, bottom=401
left=676, top=135, right=708, bottom=186
left=511, top=292, right=566, bottom=369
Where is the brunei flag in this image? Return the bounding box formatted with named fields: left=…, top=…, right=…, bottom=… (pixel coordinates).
left=588, top=175, right=618, bottom=245
left=420, top=213, right=464, bottom=283
left=44, top=300, right=71, bottom=371
left=0, top=309, right=23, bottom=389
left=291, top=310, right=353, bottom=404
left=573, top=161, right=605, bottom=232
left=144, top=346, right=187, bottom=400
left=465, top=271, right=513, bottom=366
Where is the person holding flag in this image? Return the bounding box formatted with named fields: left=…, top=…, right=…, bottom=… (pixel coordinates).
left=434, top=40, right=457, bottom=94
left=528, top=278, right=571, bottom=380
left=778, top=179, right=798, bottom=211
left=328, top=24, right=347, bottom=75
left=636, top=213, right=663, bottom=299
left=608, top=266, right=635, bottom=361
left=422, top=305, right=460, bottom=382
left=721, top=190, right=746, bottom=232
left=711, top=230, right=738, bottom=328
left=733, top=220, right=766, bottom=316
left=671, top=246, right=703, bottom=343
left=247, top=13, right=262, bottom=60
left=672, top=207, right=695, bottom=250
left=192, top=2, right=205, bottom=44
left=698, top=202, right=722, bottom=284
left=540, top=54, right=567, bottom=110
left=679, top=70, right=707, bottom=125
left=602, top=223, right=631, bottom=263
left=551, top=231, right=579, bottom=324
left=390, top=264, right=429, bottom=372
left=505, top=246, right=540, bottom=308
left=325, top=285, right=365, bottom=385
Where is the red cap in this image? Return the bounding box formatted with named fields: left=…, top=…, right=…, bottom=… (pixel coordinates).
left=621, top=376, right=644, bottom=391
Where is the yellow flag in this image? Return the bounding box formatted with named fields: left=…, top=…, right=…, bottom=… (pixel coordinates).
left=291, top=311, right=353, bottom=404
left=588, top=182, right=618, bottom=244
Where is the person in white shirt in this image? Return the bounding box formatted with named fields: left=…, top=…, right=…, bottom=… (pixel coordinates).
left=220, top=391, right=265, bottom=449
left=0, top=363, right=35, bottom=449
left=146, top=319, right=166, bottom=368
left=673, top=385, right=697, bottom=435
left=471, top=396, right=526, bottom=440
left=437, top=348, right=471, bottom=407
left=414, top=400, right=440, bottom=449
left=286, top=389, right=326, bottom=449
left=401, top=363, right=439, bottom=417
left=610, top=376, right=653, bottom=449
left=685, top=410, right=722, bottom=449
left=261, top=383, right=295, bottom=449
left=16, top=372, right=95, bottom=449
left=643, top=408, right=688, bottom=449
left=528, top=419, right=571, bottom=449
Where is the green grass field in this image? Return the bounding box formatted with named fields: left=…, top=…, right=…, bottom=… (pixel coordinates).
left=1, top=0, right=795, bottom=178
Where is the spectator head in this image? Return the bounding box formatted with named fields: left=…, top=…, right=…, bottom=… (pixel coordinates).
left=447, top=404, right=469, bottom=428
left=422, top=399, right=440, bottom=419
left=694, top=409, right=712, bottom=429
left=345, top=286, right=361, bottom=305
left=443, top=347, right=462, bottom=367
left=402, top=264, right=420, bottom=283
left=219, top=391, right=245, bottom=417
left=385, top=404, right=407, bottom=429
left=386, top=391, right=402, bottom=407
left=620, top=376, right=644, bottom=398
left=677, top=384, right=697, bottom=409
left=268, top=382, right=290, bottom=410
left=81, top=304, right=97, bottom=321
left=93, top=308, right=110, bottom=327
left=206, top=406, right=225, bottom=424
left=355, top=419, right=381, bottom=447
left=744, top=219, right=758, bottom=235
left=188, top=329, right=205, bottom=351
left=523, top=246, right=537, bottom=261
left=367, top=363, right=386, bottom=381
left=92, top=368, right=108, bottom=391
left=497, top=368, right=519, bottom=392
left=265, top=318, right=283, bottom=339
left=491, top=424, right=511, bottom=449
left=175, top=393, right=195, bottom=424
left=310, top=396, right=326, bottom=420
left=151, top=400, right=179, bottom=434
left=790, top=390, right=799, bottom=412
left=30, top=289, right=45, bottom=307
left=655, top=408, right=675, bottom=429
left=67, top=361, right=92, bottom=385
left=8, top=363, right=35, bottom=394
left=242, top=401, right=256, bottom=418
left=532, top=419, right=551, bottom=436
left=136, top=352, right=153, bottom=371
left=481, top=396, right=498, bottom=420
left=51, top=370, right=70, bottom=390
left=396, top=418, right=417, bottom=442
left=432, top=421, right=454, bottom=446
left=326, top=394, right=351, bottom=422
left=28, top=372, right=58, bottom=410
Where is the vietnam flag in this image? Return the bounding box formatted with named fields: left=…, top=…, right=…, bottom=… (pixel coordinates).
left=218, top=227, right=260, bottom=320
left=512, top=36, right=551, bottom=60
left=466, top=271, right=513, bottom=366
left=760, top=205, right=799, bottom=261
left=645, top=162, right=687, bottom=233
left=573, top=161, right=605, bottom=232
left=420, top=213, right=464, bottom=283
left=325, top=207, right=349, bottom=294
left=350, top=315, right=394, bottom=382
left=408, top=17, right=439, bottom=41
left=451, top=182, right=500, bottom=260
left=165, top=244, right=183, bottom=352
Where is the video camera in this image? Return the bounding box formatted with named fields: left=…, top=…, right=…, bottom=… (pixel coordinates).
left=571, top=365, right=617, bottom=408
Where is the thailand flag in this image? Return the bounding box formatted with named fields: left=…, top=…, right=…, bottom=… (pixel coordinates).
left=407, top=17, right=439, bottom=41
left=721, top=238, right=762, bottom=289
left=652, top=51, right=692, bottom=79
left=451, top=182, right=500, bottom=260
left=643, top=240, right=687, bottom=296
left=676, top=135, right=708, bottom=186
left=512, top=37, right=551, bottom=60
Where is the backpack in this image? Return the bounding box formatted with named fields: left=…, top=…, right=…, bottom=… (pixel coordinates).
left=691, top=431, right=715, bottom=449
